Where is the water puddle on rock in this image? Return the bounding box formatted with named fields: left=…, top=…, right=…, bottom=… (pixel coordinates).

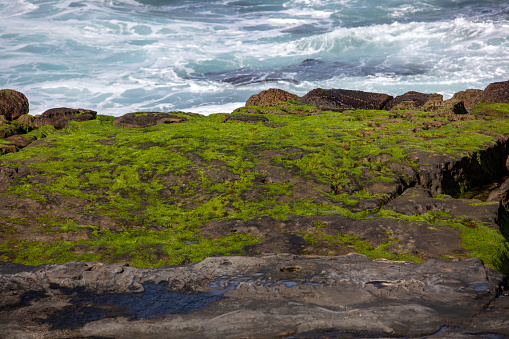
left=42, top=282, right=223, bottom=330
left=454, top=176, right=509, bottom=201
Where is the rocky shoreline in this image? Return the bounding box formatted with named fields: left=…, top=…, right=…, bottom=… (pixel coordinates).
left=1, top=81, right=509, bottom=337
left=1, top=254, right=508, bottom=338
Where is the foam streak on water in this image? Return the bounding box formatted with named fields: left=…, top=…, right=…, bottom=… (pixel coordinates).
left=0, top=0, right=508, bottom=116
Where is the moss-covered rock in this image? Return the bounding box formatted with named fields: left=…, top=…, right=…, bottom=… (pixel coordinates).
left=384, top=91, right=441, bottom=111
left=114, top=112, right=189, bottom=128
left=246, top=88, right=299, bottom=106
left=0, top=102, right=509, bottom=274
left=0, top=89, right=29, bottom=121
left=482, top=80, right=509, bottom=104
left=34, top=107, right=97, bottom=129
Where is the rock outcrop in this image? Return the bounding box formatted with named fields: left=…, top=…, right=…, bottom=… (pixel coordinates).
left=449, top=89, right=484, bottom=110
left=2, top=84, right=509, bottom=337
left=299, top=88, right=393, bottom=111
left=246, top=88, right=299, bottom=106
left=384, top=91, right=441, bottom=111
left=14, top=114, right=35, bottom=130
left=0, top=254, right=507, bottom=338
left=0, top=89, right=29, bottom=121
left=34, top=107, right=97, bottom=129
left=482, top=80, right=509, bottom=104
left=411, top=137, right=509, bottom=196
left=385, top=91, right=471, bottom=114
left=114, top=112, right=187, bottom=128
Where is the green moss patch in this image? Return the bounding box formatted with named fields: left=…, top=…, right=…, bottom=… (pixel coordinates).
left=1, top=103, right=509, bottom=271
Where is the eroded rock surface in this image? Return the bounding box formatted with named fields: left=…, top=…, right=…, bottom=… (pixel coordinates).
left=0, top=89, right=29, bottom=121
left=299, top=88, right=393, bottom=111
left=483, top=80, right=509, bottom=104
left=34, top=107, right=97, bottom=129
left=246, top=88, right=299, bottom=106
left=449, top=89, right=484, bottom=111
left=384, top=91, right=440, bottom=111
left=114, top=112, right=188, bottom=128
left=0, top=254, right=507, bottom=338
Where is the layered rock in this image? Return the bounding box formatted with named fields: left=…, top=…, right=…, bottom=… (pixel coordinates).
left=0, top=254, right=506, bottom=338
left=299, top=88, right=393, bottom=111
left=410, top=137, right=509, bottom=196
left=0, top=89, right=29, bottom=121
left=482, top=80, right=509, bottom=104
left=34, top=107, right=97, bottom=129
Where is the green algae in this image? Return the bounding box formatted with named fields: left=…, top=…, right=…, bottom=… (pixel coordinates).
left=0, top=231, right=259, bottom=268
left=1, top=102, right=509, bottom=270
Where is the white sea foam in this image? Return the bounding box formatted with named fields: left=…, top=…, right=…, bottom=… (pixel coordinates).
left=0, top=0, right=39, bottom=16
left=0, top=0, right=508, bottom=116
left=184, top=102, right=246, bottom=116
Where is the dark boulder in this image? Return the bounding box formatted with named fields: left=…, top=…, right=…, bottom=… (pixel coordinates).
left=482, top=80, right=509, bottom=104
left=450, top=101, right=468, bottom=115
left=384, top=91, right=441, bottom=111
left=0, top=89, right=29, bottom=121
left=34, top=107, right=97, bottom=129
left=246, top=88, right=299, bottom=106
left=299, top=88, right=393, bottom=112
left=114, top=112, right=187, bottom=128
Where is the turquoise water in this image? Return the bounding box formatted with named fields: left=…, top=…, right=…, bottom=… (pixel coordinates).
left=0, top=0, right=508, bottom=116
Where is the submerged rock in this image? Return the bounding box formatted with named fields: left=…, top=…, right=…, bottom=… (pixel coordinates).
left=0, top=254, right=506, bottom=338
left=0, top=89, right=29, bottom=121
left=114, top=112, right=187, bottom=128
left=34, top=107, right=97, bottom=129
left=299, top=88, right=393, bottom=111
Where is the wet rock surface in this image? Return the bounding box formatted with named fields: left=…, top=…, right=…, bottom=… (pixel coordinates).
left=0, top=254, right=507, bottom=339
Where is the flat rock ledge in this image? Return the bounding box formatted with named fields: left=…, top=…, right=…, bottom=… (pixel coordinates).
left=1, top=254, right=508, bottom=339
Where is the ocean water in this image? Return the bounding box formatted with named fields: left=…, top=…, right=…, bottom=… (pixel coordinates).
left=0, top=0, right=508, bottom=116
